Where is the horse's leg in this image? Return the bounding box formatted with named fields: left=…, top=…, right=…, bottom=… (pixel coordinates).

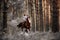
left=25, top=27, right=30, bottom=33
left=29, top=28, right=30, bottom=31
left=27, top=27, right=30, bottom=33
left=21, top=27, right=23, bottom=31
left=27, top=27, right=30, bottom=31
left=25, top=28, right=28, bottom=33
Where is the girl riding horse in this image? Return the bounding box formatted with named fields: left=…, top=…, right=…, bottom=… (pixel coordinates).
left=17, top=18, right=30, bottom=33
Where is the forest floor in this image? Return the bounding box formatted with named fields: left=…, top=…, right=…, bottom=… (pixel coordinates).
left=3, top=31, right=60, bottom=40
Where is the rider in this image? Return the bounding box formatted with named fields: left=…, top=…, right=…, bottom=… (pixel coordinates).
left=22, top=14, right=29, bottom=22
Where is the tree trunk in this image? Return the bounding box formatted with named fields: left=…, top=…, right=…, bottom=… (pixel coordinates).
left=52, top=0, right=59, bottom=32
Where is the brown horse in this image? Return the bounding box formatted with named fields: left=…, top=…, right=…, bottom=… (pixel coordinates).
left=17, top=18, right=30, bottom=33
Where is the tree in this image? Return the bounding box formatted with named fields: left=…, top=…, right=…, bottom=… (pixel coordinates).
left=3, top=0, right=8, bottom=33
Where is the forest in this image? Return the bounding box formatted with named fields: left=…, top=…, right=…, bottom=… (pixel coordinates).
left=0, top=0, right=60, bottom=40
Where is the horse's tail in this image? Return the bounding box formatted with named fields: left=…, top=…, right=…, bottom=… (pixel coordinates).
left=17, top=24, right=19, bottom=27
left=17, top=23, right=22, bottom=28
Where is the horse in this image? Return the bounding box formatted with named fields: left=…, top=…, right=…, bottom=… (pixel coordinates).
left=17, top=18, right=30, bottom=33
